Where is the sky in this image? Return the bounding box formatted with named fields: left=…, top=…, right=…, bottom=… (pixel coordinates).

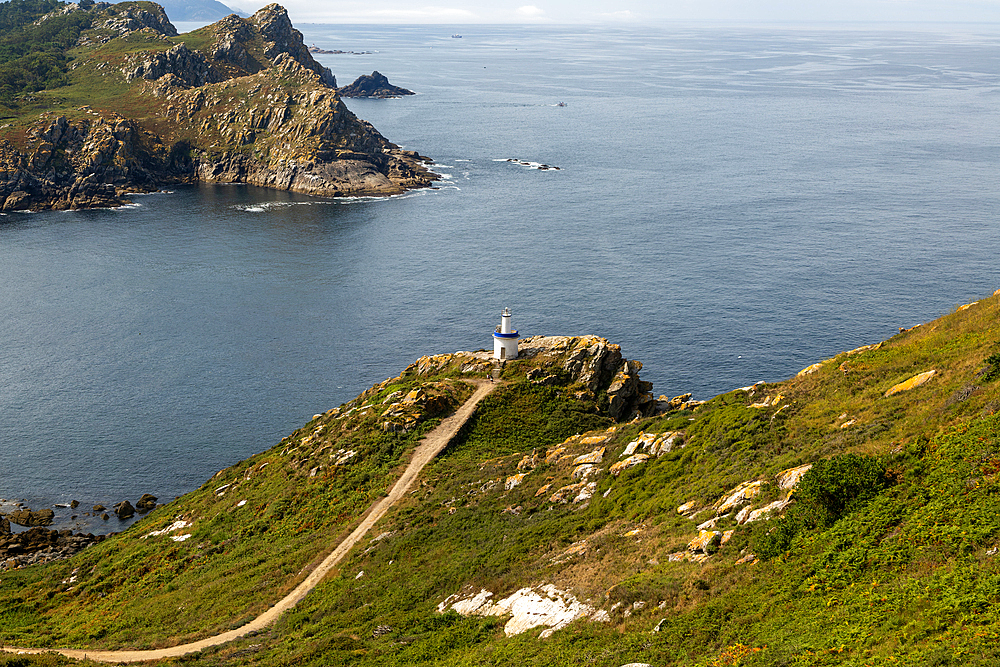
left=228, top=0, right=1000, bottom=25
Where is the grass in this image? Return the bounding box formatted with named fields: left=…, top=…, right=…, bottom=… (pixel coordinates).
left=2, top=293, right=1000, bottom=666
left=0, top=376, right=476, bottom=650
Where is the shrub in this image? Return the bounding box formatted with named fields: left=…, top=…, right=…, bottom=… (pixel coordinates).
left=750, top=515, right=800, bottom=561
left=794, top=453, right=891, bottom=528
left=981, top=353, right=1000, bottom=382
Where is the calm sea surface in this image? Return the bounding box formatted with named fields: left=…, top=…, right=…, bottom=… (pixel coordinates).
left=2, top=24, right=999, bottom=531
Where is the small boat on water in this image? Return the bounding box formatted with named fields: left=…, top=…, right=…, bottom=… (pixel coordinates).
left=452, top=34, right=463, bottom=38
left=556, top=101, right=567, bottom=107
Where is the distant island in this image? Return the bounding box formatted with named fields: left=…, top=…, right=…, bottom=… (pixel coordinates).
left=338, top=70, right=416, bottom=98
left=0, top=1, right=435, bottom=211
left=308, top=45, right=373, bottom=55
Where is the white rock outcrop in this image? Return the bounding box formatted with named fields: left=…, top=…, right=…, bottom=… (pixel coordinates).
left=439, top=584, right=596, bottom=638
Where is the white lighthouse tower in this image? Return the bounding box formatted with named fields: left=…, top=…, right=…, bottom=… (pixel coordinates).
left=493, top=307, right=520, bottom=360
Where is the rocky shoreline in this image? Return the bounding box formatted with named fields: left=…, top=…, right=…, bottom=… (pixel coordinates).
left=0, top=527, right=109, bottom=570
left=0, top=492, right=162, bottom=569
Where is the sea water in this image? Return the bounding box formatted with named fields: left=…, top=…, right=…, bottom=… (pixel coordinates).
left=2, top=24, right=999, bottom=532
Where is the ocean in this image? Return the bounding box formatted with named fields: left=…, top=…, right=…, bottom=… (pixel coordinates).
left=2, top=23, right=999, bottom=533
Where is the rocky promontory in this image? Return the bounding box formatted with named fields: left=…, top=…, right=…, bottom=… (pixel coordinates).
left=0, top=3, right=436, bottom=211
left=338, top=71, right=416, bottom=98
left=392, top=334, right=666, bottom=422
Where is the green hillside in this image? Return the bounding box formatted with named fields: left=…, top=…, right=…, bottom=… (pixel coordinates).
left=0, top=0, right=92, bottom=107
left=2, top=291, right=1000, bottom=667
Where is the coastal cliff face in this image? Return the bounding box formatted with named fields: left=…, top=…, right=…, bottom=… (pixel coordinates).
left=0, top=2, right=436, bottom=211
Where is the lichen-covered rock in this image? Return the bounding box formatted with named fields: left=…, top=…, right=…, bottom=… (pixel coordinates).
left=572, top=448, right=605, bottom=466
left=80, top=1, right=178, bottom=45
left=776, top=463, right=812, bottom=489
left=399, top=336, right=653, bottom=422
left=688, top=530, right=722, bottom=555
left=505, top=474, right=526, bottom=490
left=250, top=4, right=337, bottom=87
left=885, top=370, right=938, bottom=397
left=609, top=454, right=649, bottom=476
left=125, top=43, right=221, bottom=86
left=622, top=431, right=683, bottom=457
left=518, top=336, right=654, bottom=421
left=549, top=482, right=587, bottom=504
left=716, top=480, right=765, bottom=514
left=736, top=498, right=792, bottom=524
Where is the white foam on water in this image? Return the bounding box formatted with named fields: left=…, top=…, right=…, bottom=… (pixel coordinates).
left=494, top=158, right=561, bottom=171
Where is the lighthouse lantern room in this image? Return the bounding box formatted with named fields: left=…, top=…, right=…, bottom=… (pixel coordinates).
left=493, top=307, right=520, bottom=360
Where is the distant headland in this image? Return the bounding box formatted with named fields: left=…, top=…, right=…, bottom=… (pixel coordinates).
left=0, top=2, right=435, bottom=212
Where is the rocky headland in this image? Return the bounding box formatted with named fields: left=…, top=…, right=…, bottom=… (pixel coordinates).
left=0, top=2, right=436, bottom=211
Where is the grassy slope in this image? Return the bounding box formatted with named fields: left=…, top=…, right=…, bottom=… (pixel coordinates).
left=0, top=377, right=475, bottom=650
left=3, top=292, right=1000, bottom=667
left=0, top=2, right=165, bottom=131
left=1, top=3, right=274, bottom=148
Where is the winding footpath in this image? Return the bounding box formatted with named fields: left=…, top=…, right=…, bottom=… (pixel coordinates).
left=5, top=379, right=497, bottom=663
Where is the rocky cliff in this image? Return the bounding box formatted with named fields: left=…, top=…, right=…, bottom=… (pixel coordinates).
left=0, top=2, right=436, bottom=211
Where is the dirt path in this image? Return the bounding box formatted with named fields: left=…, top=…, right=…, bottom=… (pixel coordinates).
left=4, top=380, right=497, bottom=664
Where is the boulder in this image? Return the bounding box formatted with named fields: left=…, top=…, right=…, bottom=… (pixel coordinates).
left=687, top=530, right=722, bottom=555
left=8, top=508, right=54, bottom=527
left=113, top=500, right=135, bottom=519
left=572, top=448, right=605, bottom=466
left=136, top=494, right=158, bottom=512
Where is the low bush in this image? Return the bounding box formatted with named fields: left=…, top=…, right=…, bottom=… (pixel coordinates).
left=794, top=453, right=892, bottom=528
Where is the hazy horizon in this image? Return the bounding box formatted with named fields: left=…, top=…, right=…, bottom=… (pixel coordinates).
left=221, top=0, right=1000, bottom=26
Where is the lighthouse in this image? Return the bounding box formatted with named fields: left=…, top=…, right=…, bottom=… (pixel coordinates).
left=493, top=307, right=520, bottom=360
